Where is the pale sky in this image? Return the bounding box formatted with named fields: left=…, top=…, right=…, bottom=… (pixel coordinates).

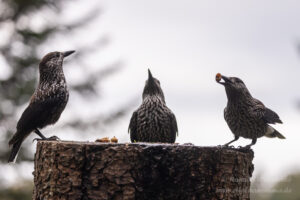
left=2, top=0, right=300, bottom=186
left=88, top=0, right=300, bottom=184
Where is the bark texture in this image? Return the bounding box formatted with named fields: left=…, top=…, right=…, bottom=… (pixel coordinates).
left=33, top=141, right=254, bottom=200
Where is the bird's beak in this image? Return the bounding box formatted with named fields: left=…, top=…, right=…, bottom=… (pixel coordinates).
left=62, top=50, right=76, bottom=58
left=221, top=75, right=232, bottom=83
left=218, top=75, right=232, bottom=85
left=148, top=69, right=154, bottom=83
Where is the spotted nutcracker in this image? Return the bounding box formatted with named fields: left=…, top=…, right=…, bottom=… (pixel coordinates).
left=216, top=73, right=285, bottom=148
left=8, top=50, right=75, bottom=162
left=129, top=69, right=178, bottom=143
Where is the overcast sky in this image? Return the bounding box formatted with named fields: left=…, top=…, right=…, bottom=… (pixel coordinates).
left=90, top=0, right=300, bottom=184
left=3, top=0, right=300, bottom=186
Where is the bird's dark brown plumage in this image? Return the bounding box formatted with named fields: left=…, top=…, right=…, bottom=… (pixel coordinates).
left=8, top=50, right=75, bottom=162
left=129, top=69, right=178, bottom=143
left=217, top=74, right=285, bottom=148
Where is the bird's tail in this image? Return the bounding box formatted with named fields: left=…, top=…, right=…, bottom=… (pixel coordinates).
left=265, top=126, right=286, bottom=139
left=8, top=132, right=24, bottom=163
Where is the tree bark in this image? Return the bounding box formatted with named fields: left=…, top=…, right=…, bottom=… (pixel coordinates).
left=33, top=141, right=254, bottom=200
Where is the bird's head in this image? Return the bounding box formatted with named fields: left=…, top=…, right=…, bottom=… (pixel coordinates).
left=39, top=50, right=75, bottom=73
left=216, top=73, right=251, bottom=100
left=142, top=69, right=165, bottom=102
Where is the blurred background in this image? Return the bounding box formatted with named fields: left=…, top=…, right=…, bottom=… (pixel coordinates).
left=0, top=0, right=300, bottom=199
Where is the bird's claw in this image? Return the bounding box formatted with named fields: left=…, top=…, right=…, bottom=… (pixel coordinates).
left=47, top=135, right=60, bottom=141
left=32, top=138, right=42, bottom=142
left=221, top=144, right=234, bottom=148
left=183, top=143, right=194, bottom=146
left=32, top=135, right=60, bottom=143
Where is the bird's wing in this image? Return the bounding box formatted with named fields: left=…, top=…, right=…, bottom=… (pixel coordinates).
left=16, top=102, right=43, bottom=132
left=9, top=101, right=44, bottom=146
left=9, top=103, right=43, bottom=146
left=170, top=112, right=178, bottom=136
left=16, top=97, right=63, bottom=134
left=250, top=98, right=282, bottom=124
left=263, top=108, right=282, bottom=124
left=128, top=110, right=138, bottom=142
left=250, top=98, right=265, bottom=117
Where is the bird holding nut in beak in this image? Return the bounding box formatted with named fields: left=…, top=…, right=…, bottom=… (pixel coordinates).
left=216, top=73, right=285, bottom=148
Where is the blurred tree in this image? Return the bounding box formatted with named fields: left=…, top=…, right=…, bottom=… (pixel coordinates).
left=0, top=0, right=131, bottom=194
left=268, top=172, right=300, bottom=200
left=0, top=180, right=32, bottom=200
left=251, top=171, right=300, bottom=200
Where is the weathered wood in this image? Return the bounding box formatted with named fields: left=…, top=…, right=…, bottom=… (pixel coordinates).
left=33, top=141, right=254, bottom=200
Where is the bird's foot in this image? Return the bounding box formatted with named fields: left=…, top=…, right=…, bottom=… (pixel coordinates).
left=47, top=135, right=60, bottom=141
left=183, top=143, right=194, bottom=146
left=221, top=144, right=235, bottom=148
left=32, top=138, right=42, bottom=142
left=32, top=135, right=60, bottom=142
left=240, top=145, right=252, bottom=149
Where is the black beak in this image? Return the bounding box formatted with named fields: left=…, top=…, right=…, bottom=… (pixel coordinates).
left=221, top=75, right=232, bottom=83
left=148, top=69, right=154, bottom=82
left=218, top=75, right=232, bottom=85
left=63, top=50, right=75, bottom=58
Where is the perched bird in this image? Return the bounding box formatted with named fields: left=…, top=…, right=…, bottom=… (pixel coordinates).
left=129, top=69, right=178, bottom=143
left=216, top=73, right=285, bottom=148
left=8, top=50, right=75, bottom=163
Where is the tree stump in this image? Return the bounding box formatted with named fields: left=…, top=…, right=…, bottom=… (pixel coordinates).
left=33, top=141, right=254, bottom=200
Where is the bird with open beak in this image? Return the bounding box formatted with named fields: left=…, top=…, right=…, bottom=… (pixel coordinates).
left=216, top=73, right=285, bottom=148
left=128, top=69, right=178, bottom=143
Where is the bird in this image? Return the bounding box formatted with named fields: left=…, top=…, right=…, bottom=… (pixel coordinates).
left=8, top=50, right=75, bottom=163
left=128, top=69, right=178, bottom=143
left=216, top=73, right=285, bottom=148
